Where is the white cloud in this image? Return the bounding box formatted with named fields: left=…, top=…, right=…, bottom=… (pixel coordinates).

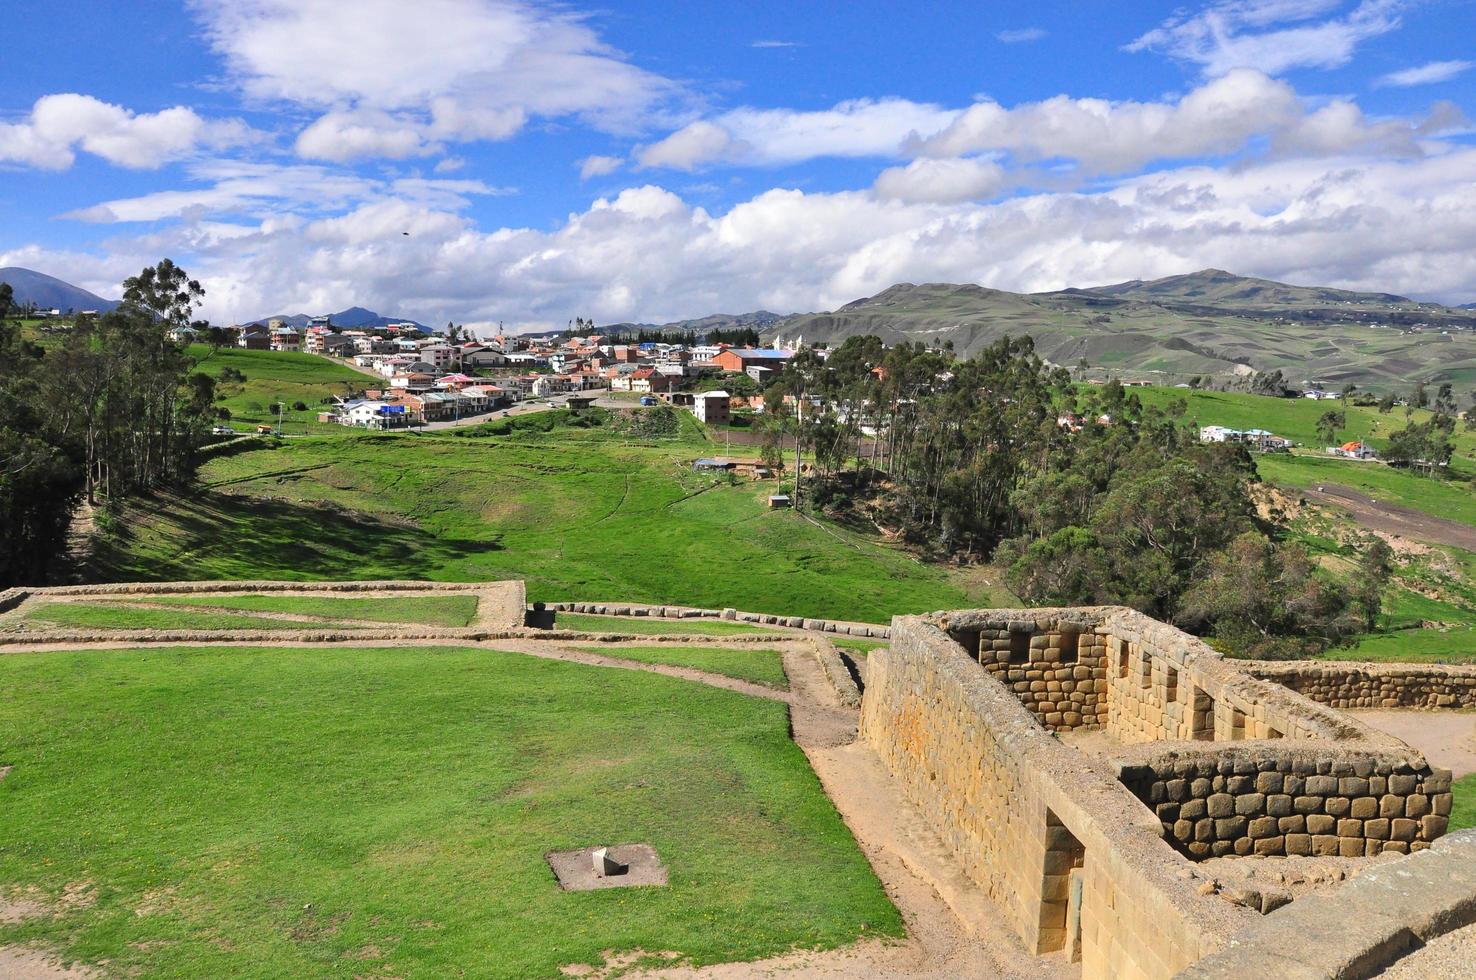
left=1375, top=59, right=1474, bottom=87
left=636, top=99, right=960, bottom=170
left=751, top=40, right=802, bottom=48
left=63, top=161, right=505, bottom=223
left=1128, top=0, right=1405, bottom=76
left=47, top=145, right=1476, bottom=328
left=295, top=109, right=436, bottom=162
left=913, top=68, right=1455, bottom=176
left=873, top=158, right=1006, bottom=203
left=996, top=27, right=1047, bottom=43
left=578, top=154, right=624, bottom=179
left=190, top=0, right=682, bottom=161
left=0, top=93, right=252, bottom=170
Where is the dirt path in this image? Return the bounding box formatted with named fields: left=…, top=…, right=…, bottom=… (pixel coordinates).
left=1348, top=709, right=1476, bottom=777
left=0, top=948, right=95, bottom=979
left=1299, top=483, right=1476, bottom=551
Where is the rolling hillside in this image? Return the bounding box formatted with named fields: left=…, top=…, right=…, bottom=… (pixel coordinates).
left=0, top=267, right=119, bottom=313
left=765, top=270, right=1476, bottom=390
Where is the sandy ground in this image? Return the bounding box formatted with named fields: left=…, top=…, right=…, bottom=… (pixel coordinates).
left=0, top=948, right=96, bottom=979
left=1376, top=920, right=1476, bottom=978
left=1348, top=709, right=1476, bottom=777
left=1301, top=483, right=1476, bottom=552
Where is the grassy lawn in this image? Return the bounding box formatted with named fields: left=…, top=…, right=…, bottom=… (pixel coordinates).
left=580, top=645, right=789, bottom=689
left=1452, top=774, right=1476, bottom=832
left=88, top=428, right=973, bottom=622
left=187, top=345, right=369, bottom=433
left=138, top=593, right=481, bottom=627
left=828, top=637, right=888, bottom=655
left=1130, top=386, right=1476, bottom=468
left=1320, top=626, right=1476, bottom=664
left=559, top=613, right=779, bottom=637
left=18, top=602, right=357, bottom=632
left=0, top=645, right=900, bottom=978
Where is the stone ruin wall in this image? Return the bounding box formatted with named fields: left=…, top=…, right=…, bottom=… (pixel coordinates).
left=863, top=611, right=1254, bottom=980
left=1246, top=660, right=1476, bottom=710
left=863, top=606, right=1454, bottom=980
left=1117, top=747, right=1451, bottom=860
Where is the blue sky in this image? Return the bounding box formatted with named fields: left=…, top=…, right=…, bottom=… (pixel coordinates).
left=2, top=0, right=1474, bottom=329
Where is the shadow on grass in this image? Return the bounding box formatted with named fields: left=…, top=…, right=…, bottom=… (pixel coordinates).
left=88, top=488, right=500, bottom=582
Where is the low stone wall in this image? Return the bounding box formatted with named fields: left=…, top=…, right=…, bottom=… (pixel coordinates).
left=0, top=588, right=29, bottom=615
left=1248, top=660, right=1476, bottom=710
left=1116, top=744, right=1451, bottom=860
left=549, top=601, right=890, bottom=638
left=862, top=614, right=1254, bottom=979
left=1182, top=830, right=1476, bottom=979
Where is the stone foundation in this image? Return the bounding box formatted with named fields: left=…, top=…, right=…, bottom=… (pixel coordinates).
left=1247, top=660, right=1476, bottom=710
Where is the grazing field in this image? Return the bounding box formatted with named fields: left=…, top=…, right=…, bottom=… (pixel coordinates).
left=17, top=602, right=356, bottom=632
left=1452, top=773, right=1476, bottom=832
left=136, top=593, right=481, bottom=627
left=187, top=344, right=368, bottom=432
left=0, top=645, right=900, bottom=978
left=1255, top=454, right=1476, bottom=529
left=88, top=426, right=975, bottom=622
left=579, top=645, right=789, bottom=688
left=559, top=613, right=780, bottom=636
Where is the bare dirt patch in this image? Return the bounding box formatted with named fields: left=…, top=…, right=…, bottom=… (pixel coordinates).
left=0, top=947, right=98, bottom=979
left=1349, top=709, right=1476, bottom=777
left=1300, top=484, right=1476, bottom=552
left=546, top=845, right=668, bottom=892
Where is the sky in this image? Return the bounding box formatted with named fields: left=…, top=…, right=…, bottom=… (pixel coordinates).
left=1, top=0, right=1474, bottom=331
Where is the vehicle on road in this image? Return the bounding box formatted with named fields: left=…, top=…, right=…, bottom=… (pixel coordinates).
left=211, top=425, right=235, bottom=435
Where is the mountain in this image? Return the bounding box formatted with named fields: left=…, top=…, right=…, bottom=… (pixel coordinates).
left=245, top=306, right=429, bottom=331
left=600, top=310, right=784, bottom=336
left=0, top=267, right=120, bottom=313
left=764, top=270, right=1476, bottom=390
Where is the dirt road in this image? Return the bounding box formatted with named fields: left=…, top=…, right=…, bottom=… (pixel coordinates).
left=1298, top=483, right=1476, bottom=552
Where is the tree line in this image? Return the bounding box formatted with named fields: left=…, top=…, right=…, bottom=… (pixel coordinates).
left=0, top=260, right=221, bottom=585
left=756, top=334, right=1396, bottom=659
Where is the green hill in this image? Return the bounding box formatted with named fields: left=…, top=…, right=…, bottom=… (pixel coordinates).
left=768, top=270, right=1476, bottom=391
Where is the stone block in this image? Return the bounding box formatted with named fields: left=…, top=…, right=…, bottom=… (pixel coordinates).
left=1350, top=797, right=1378, bottom=820
left=1235, top=793, right=1266, bottom=817
left=1285, top=833, right=1311, bottom=856
left=1311, top=835, right=1340, bottom=856
left=1364, top=818, right=1389, bottom=840
left=1339, top=777, right=1369, bottom=796
left=1215, top=816, right=1247, bottom=839
left=1325, top=797, right=1351, bottom=818
left=1207, top=793, right=1234, bottom=818
left=1307, top=814, right=1335, bottom=835
left=1422, top=814, right=1449, bottom=839
left=1306, top=775, right=1337, bottom=795
left=1380, top=795, right=1404, bottom=819
left=1391, top=818, right=1419, bottom=842
left=1406, top=795, right=1430, bottom=818
left=1249, top=817, right=1278, bottom=839
left=1278, top=815, right=1306, bottom=834
left=1293, top=795, right=1322, bottom=815
left=1256, top=771, right=1284, bottom=794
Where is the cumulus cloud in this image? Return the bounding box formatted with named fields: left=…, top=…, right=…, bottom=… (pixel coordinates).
left=873, top=157, right=1006, bottom=203
left=636, top=99, right=959, bottom=170
left=51, top=146, right=1476, bottom=328
left=1376, top=59, right=1474, bottom=88
left=1128, top=0, right=1405, bottom=76
left=190, top=0, right=682, bottom=161
left=0, top=93, right=252, bottom=170
left=578, top=154, right=624, bottom=179
left=913, top=68, right=1454, bottom=176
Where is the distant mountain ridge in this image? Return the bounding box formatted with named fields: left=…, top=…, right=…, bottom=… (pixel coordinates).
left=244, top=306, right=429, bottom=331
left=599, top=310, right=784, bottom=336
left=0, top=267, right=120, bottom=313
left=762, top=269, right=1476, bottom=390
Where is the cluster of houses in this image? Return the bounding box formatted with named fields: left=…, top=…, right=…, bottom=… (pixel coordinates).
left=1198, top=425, right=1295, bottom=452
left=238, top=315, right=804, bottom=429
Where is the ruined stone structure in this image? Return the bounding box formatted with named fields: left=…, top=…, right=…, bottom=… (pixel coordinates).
left=861, top=606, right=1457, bottom=979
left=1246, top=660, right=1476, bottom=710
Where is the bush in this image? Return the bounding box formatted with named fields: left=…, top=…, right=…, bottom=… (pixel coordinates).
left=291, top=401, right=309, bottom=412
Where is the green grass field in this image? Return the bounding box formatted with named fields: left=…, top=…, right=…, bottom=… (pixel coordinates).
left=136, top=593, right=480, bottom=627
left=0, top=645, right=900, bottom=978
left=1128, top=386, right=1476, bottom=468
left=1255, top=454, right=1476, bottom=528
left=88, top=425, right=975, bottom=622
left=580, top=645, right=789, bottom=688
left=187, top=344, right=369, bottom=432
left=1452, top=774, right=1476, bottom=832
left=18, top=602, right=356, bottom=632
left=559, top=613, right=780, bottom=637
